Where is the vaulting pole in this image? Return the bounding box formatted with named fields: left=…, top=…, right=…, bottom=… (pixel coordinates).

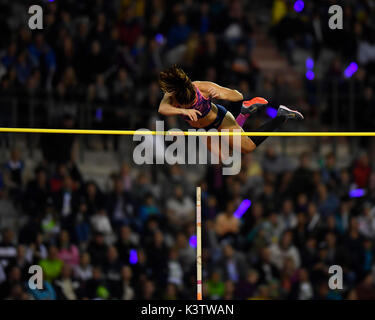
left=196, top=186, right=202, bottom=300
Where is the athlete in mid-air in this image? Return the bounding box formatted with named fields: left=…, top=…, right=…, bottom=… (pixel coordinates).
left=158, top=65, right=303, bottom=156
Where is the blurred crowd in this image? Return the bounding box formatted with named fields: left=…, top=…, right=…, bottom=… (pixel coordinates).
left=271, top=0, right=375, bottom=129
left=1, top=0, right=374, bottom=131
left=0, top=139, right=375, bottom=299
left=0, top=0, right=261, bottom=131
left=1, top=142, right=375, bottom=300
left=1, top=0, right=375, bottom=300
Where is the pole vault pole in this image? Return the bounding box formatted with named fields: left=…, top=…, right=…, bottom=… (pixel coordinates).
left=196, top=186, right=202, bottom=300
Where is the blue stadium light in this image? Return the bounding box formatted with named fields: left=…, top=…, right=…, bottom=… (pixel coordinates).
left=306, top=58, right=314, bottom=70
left=234, top=199, right=251, bottom=219
left=294, top=0, right=304, bottom=12
left=155, top=33, right=164, bottom=45
left=189, top=235, right=197, bottom=248
left=349, top=189, right=366, bottom=198
left=129, top=249, right=138, bottom=264
left=344, top=62, right=358, bottom=78
left=306, top=70, right=315, bottom=80
left=95, top=108, right=103, bottom=121
left=266, top=107, right=278, bottom=119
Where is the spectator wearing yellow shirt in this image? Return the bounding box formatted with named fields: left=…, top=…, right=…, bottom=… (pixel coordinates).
left=39, top=245, right=64, bottom=283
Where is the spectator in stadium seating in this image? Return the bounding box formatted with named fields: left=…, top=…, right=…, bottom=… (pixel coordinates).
left=279, top=257, right=298, bottom=298
left=342, top=218, right=365, bottom=276
left=353, top=153, right=372, bottom=188
left=141, top=279, right=157, bottom=300
left=84, top=181, right=105, bottom=216
left=235, top=269, right=259, bottom=300
left=83, top=266, right=108, bottom=299
left=219, top=244, right=248, bottom=283
left=57, top=230, right=79, bottom=267
left=0, top=265, right=22, bottom=299
left=139, top=193, right=162, bottom=226
left=289, top=268, right=313, bottom=300
left=107, top=177, right=135, bottom=228
left=119, top=265, right=135, bottom=300
left=207, top=270, right=225, bottom=300
left=90, top=209, right=114, bottom=241
left=145, top=231, right=168, bottom=286
left=291, top=152, right=314, bottom=197
left=74, top=199, right=91, bottom=247
left=254, top=247, right=280, bottom=285
left=53, top=264, right=80, bottom=300
left=269, top=230, right=301, bottom=270
left=22, top=166, right=48, bottom=218
left=292, top=212, right=308, bottom=250
left=39, top=245, right=64, bottom=283
left=306, top=202, right=322, bottom=233
left=74, top=252, right=93, bottom=283
left=358, top=203, right=375, bottom=239
left=355, top=273, right=375, bottom=300
left=204, top=195, right=219, bottom=221
left=103, top=246, right=122, bottom=297
left=167, top=247, right=183, bottom=289
left=3, top=148, right=24, bottom=197
left=262, top=212, right=284, bottom=244
left=0, top=228, right=17, bottom=269
left=280, top=199, right=297, bottom=230
left=166, top=185, right=195, bottom=228
left=214, top=201, right=240, bottom=241
left=175, top=233, right=195, bottom=274
left=321, top=152, right=339, bottom=188
left=87, top=232, right=108, bottom=267
left=11, top=245, right=32, bottom=281
left=315, top=184, right=339, bottom=218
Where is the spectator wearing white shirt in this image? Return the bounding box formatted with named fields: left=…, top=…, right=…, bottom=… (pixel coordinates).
left=269, top=231, right=301, bottom=271
left=74, top=252, right=93, bottom=283
left=166, top=185, right=194, bottom=228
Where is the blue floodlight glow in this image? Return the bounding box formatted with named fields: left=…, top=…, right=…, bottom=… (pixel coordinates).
left=129, top=249, right=138, bottom=264
left=306, top=58, right=314, bottom=70
left=234, top=199, right=252, bottom=219
left=266, top=107, right=278, bottom=119
left=189, top=235, right=197, bottom=248
left=155, top=33, right=164, bottom=44
left=349, top=189, right=365, bottom=198
left=344, top=62, right=358, bottom=78
left=306, top=70, right=315, bottom=80
left=95, top=108, right=103, bottom=121
left=294, top=0, right=305, bottom=12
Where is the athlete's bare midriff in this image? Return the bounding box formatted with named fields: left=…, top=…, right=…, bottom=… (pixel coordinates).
left=186, top=103, right=218, bottom=128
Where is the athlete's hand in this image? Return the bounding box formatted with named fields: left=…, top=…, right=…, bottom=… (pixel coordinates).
left=208, top=87, right=221, bottom=99
left=181, top=109, right=202, bottom=121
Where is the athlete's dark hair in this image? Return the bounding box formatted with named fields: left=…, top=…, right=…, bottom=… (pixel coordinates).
left=159, top=65, right=196, bottom=106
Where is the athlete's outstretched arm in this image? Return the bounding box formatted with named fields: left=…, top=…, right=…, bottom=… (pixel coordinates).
left=158, top=93, right=202, bottom=121
left=194, top=81, right=243, bottom=102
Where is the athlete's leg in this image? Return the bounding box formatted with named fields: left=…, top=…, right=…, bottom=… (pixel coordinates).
left=235, top=97, right=268, bottom=127
left=202, top=113, right=254, bottom=161
left=219, top=112, right=256, bottom=154
left=219, top=105, right=304, bottom=154
left=249, top=105, right=304, bottom=147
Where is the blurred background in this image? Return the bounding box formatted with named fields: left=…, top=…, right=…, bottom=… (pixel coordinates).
left=1, top=0, right=375, bottom=300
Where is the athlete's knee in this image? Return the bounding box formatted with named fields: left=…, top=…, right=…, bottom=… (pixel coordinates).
left=242, top=139, right=256, bottom=154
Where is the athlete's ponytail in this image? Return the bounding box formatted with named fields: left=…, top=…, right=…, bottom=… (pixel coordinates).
left=159, top=65, right=196, bottom=106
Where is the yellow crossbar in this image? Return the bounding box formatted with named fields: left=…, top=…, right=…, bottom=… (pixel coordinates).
left=0, top=128, right=374, bottom=136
